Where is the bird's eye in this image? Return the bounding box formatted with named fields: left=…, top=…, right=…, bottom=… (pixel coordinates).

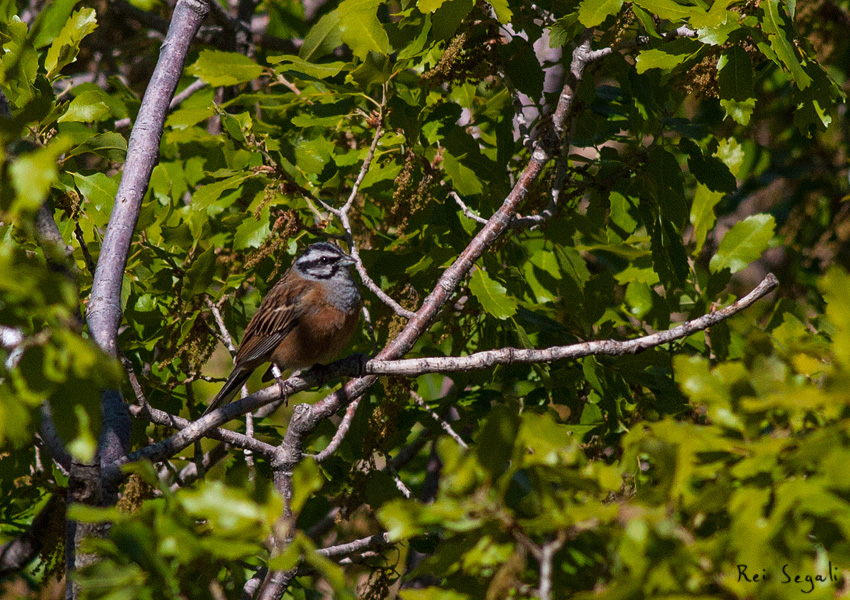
left=320, top=256, right=331, bottom=264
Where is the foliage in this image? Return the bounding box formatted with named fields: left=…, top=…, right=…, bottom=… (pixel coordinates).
left=0, top=0, right=849, bottom=598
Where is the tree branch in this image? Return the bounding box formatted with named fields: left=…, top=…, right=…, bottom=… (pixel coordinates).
left=410, top=390, right=468, bottom=450
left=317, top=533, right=391, bottom=558
left=0, top=494, right=64, bottom=576
left=313, top=399, right=359, bottom=462
left=88, top=0, right=208, bottom=357
left=126, top=404, right=276, bottom=459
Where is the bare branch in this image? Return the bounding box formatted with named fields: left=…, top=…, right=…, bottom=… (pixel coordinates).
left=410, top=390, right=468, bottom=450
left=353, top=257, right=416, bottom=319
left=450, top=191, right=488, bottom=225
left=385, top=459, right=413, bottom=499
left=170, top=442, right=229, bottom=491
left=360, top=273, right=778, bottom=376
left=39, top=403, right=72, bottom=475
left=118, top=349, right=153, bottom=415
left=317, top=533, right=391, bottom=559
left=538, top=533, right=566, bottom=600
left=313, top=399, right=360, bottom=462
left=205, top=297, right=255, bottom=474
left=341, top=114, right=383, bottom=214
left=0, top=325, right=23, bottom=353
left=35, top=202, right=81, bottom=279
left=126, top=403, right=276, bottom=460
left=87, top=0, right=209, bottom=358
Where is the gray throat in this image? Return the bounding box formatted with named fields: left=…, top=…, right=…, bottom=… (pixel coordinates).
left=327, top=273, right=361, bottom=312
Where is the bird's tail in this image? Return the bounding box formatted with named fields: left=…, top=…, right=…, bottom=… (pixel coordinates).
left=203, top=367, right=251, bottom=415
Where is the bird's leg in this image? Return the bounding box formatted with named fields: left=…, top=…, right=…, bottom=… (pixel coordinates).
left=270, top=364, right=290, bottom=406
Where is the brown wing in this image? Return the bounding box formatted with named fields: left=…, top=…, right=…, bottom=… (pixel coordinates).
left=234, top=269, right=305, bottom=368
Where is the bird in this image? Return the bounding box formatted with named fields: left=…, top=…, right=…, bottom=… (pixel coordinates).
left=204, top=242, right=361, bottom=415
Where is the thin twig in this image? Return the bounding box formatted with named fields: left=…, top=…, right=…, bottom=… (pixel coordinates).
left=313, top=399, right=360, bottom=462
left=317, top=533, right=391, bottom=558
left=73, top=223, right=97, bottom=274
left=170, top=442, right=229, bottom=491
left=205, top=297, right=255, bottom=476
left=450, top=191, right=488, bottom=225
left=538, top=532, right=566, bottom=600
left=410, top=390, right=468, bottom=450
left=205, top=297, right=236, bottom=354
left=333, top=95, right=417, bottom=319
left=385, top=458, right=413, bottom=499
left=117, top=348, right=153, bottom=415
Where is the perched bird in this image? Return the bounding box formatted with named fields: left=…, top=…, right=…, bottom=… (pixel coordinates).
left=204, top=242, right=361, bottom=414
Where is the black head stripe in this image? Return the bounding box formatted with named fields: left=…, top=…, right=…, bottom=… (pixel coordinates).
left=296, top=258, right=336, bottom=278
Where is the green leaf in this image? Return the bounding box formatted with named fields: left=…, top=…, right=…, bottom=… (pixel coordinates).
left=9, top=136, right=73, bottom=214
left=44, top=8, right=98, bottom=80
left=1, top=18, right=39, bottom=106
left=476, top=404, right=518, bottom=475
left=688, top=0, right=735, bottom=29
left=504, top=45, right=544, bottom=98
left=709, top=213, right=776, bottom=273
left=183, top=246, right=217, bottom=299
left=717, top=45, right=754, bottom=102
left=57, top=90, right=111, bottom=122
left=689, top=183, right=723, bottom=254
left=187, top=50, right=265, bottom=86
left=431, top=0, right=473, bottom=40
left=635, top=38, right=700, bottom=74
left=681, top=138, right=737, bottom=193
left=418, top=0, right=448, bottom=12
left=635, top=48, right=690, bottom=73
left=644, top=146, right=687, bottom=227
left=578, top=0, right=623, bottom=27
left=719, top=97, right=756, bottom=125
left=486, top=0, right=513, bottom=24
left=761, top=0, right=812, bottom=89
left=299, top=10, right=342, bottom=62
left=443, top=153, right=483, bottom=196
left=697, top=16, right=741, bottom=45
left=30, top=0, right=82, bottom=49
left=632, top=4, right=661, bottom=37
left=633, top=0, right=706, bottom=22
left=338, top=0, right=390, bottom=59
left=272, top=55, right=346, bottom=79
left=72, top=172, right=118, bottom=226
left=66, top=132, right=128, bottom=162
left=549, top=14, right=582, bottom=48
left=793, top=61, right=844, bottom=134
left=191, top=173, right=255, bottom=213
left=66, top=404, right=97, bottom=462
left=469, top=268, right=517, bottom=319
left=291, top=458, right=324, bottom=514
left=233, top=207, right=271, bottom=249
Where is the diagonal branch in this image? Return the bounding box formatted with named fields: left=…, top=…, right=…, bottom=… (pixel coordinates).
left=127, top=404, right=276, bottom=458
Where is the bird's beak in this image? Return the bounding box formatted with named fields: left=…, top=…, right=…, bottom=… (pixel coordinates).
left=339, top=253, right=356, bottom=267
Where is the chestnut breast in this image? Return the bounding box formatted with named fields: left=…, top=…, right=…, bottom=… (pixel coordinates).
left=269, top=289, right=361, bottom=370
